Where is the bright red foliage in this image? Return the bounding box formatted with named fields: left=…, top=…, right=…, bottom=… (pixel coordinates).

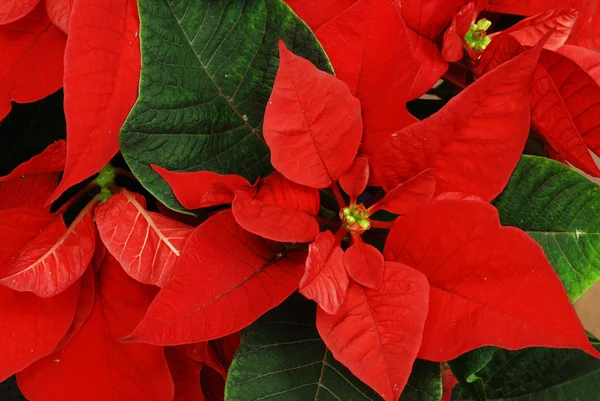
left=0, top=3, right=66, bottom=120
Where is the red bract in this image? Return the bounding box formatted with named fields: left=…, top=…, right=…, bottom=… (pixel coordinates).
left=0, top=3, right=66, bottom=120
left=0, top=206, right=95, bottom=297
left=45, top=0, right=72, bottom=33
left=17, top=254, right=174, bottom=401
left=263, top=40, right=362, bottom=188
left=0, top=0, right=40, bottom=25
left=95, top=190, right=193, bottom=287
left=385, top=200, right=600, bottom=361
left=372, top=39, right=543, bottom=200
left=0, top=280, right=80, bottom=381
left=314, top=0, right=420, bottom=160
left=49, top=0, right=141, bottom=203
left=477, top=30, right=600, bottom=177
left=0, top=141, right=66, bottom=211
left=125, top=210, right=307, bottom=344
left=317, top=262, right=429, bottom=401
left=165, top=348, right=205, bottom=401
left=486, top=0, right=568, bottom=15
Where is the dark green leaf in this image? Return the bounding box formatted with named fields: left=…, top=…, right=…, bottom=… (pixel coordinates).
left=494, top=155, right=600, bottom=301
left=452, top=342, right=600, bottom=401
left=449, top=347, right=497, bottom=401
left=0, top=91, right=65, bottom=176
left=121, top=0, right=332, bottom=211
left=225, top=294, right=441, bottom=401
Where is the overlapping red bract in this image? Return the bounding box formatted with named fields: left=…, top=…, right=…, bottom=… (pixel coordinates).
left=3, top=0, right=600, bottom=400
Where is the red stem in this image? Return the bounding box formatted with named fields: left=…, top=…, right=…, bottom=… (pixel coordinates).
left=369, top=220, right=395, bottom=230
left=316, top=216, right=341, bottom=228
left=331, top=182, right=346, bottom=209
left=55, top=181, right=99, bottom=216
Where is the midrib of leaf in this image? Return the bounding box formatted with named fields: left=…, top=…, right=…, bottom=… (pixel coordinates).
left=122, top=190, right=181, bottom=256
left=164, top=0, right=263, bottom=143
left=7, top=199, right=96, bottom=278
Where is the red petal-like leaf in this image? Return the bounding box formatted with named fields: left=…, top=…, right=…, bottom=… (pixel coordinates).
left=565, top=0, right=600, bottom=51
left=557, top=45, right=600, bottom=84
left=0, top=141, right=66, bottom=211
left=478, top=35, right=600, bottom=176
left=486, top=0, right=569, bottom=16
left=442, top=2, right=477, bottom=62
left=373, top=169, right=436, bottom=215
left=166, top=348, right=205, bottom=401
left=153, top=164, right=253, bottom=210
left=0, top=0, right=40, bottom=24
left=0, top=4, right=66, bottom=120
left=299, top=230, right=349, bottom=314
left=177, top=342, right=223, bottom=376
left=315, top=0, right=420, bottom=157
left=407, top=29, right=449, bottom=100
left=95, top=190, right=193, bottom=287
left=384, top=200, right=600, bottom=361
left=50, top=0, right=140, bottom=202
left=0, top=280, right=79, bottom=381
left=373, top=41, right=542, bottom=201
left=503, top=8, right=579, bottom=50
left=0, top=207, right=95, bottom=298
left=283, top=0, right=356, bottom=31
left=343, top=234, right=384, bottom=289
left=53, top=267, right=95, bottom=352
left=231, top=172, right=320, bottom=242
left=263, top=40, right=362, bottom=189
left=210, top=332, right=241, bottom=375
left=339, top=157, right=369, bottom=202
left=45, top=0, right=72, bottom=34
left=17, top=254, right=174, bottom=401
left=125, top=210, right=306, bottom=345
left=317, top=261, right=429, bottom=401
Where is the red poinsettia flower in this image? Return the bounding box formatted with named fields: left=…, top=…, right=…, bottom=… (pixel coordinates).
left=134, top=39, right=600, bottom=401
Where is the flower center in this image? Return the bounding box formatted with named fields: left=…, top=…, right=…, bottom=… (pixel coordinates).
left=340, top=204, right=371, bottom=233
left=464, top=18, right=492, bottom=52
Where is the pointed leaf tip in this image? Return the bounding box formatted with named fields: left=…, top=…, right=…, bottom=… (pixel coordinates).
left=265, top=41, right=362, bottom=188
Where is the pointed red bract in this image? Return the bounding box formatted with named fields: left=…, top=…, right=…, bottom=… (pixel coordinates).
left=339, top=157, right=369, bottom=202
left=166, top=348, right=205, bottom=401
left=231, top=172, right=320, bottom=242
left=0, top=3, right=66, bottom=120
left=0, top=208, right=96, bottom=298
left=263, top=40, right=362, bottom=189
left=564, top=0, right=600, bottom=51
left=373, top=169, right=436, bottom=215
left=0, top=0, right=40, bottom=24
left=125, top=210, right=306, bottom=345
left=343, top=234, right=384, bottom=289
left=317, top=261, right=429, bottom=401
left=0, top=281, right=79, bottom=382
left=0, top=141, right=66, bottom=211
left=478, top=35, right=600, bottom=176
left=17, top=254, right=174, bottom=401
left=95, top=190, right=193, bottom=287
left=50, top=0, right=141, bottom=202
left=315, top=0, right=420, bottom=158
left=503, top=8, right=579, bottom=50
left=384, top=200, right=600, bottom=361
left=45, top=0, right=72, bottom=33
left=373, top=41, right=542, bottom=200
left=299, top=230, right=349, bottom=314
left=153, top=164, right=253, bottom=209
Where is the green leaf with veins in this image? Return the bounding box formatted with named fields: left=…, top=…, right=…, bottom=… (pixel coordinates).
left=493, top=155, right=600, bottom=301
left=452, top=341, right=600, bottom=401
left=120, top=0, right=332, bottom=212
left=225, top=294, right=442, bottom=401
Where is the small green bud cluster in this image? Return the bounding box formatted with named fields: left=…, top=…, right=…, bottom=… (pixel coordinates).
left=340, top=205, right=371, bottom=232
left=464, top=18, right=492, bottom=52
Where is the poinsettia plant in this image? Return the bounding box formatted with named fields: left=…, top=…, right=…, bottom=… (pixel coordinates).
left=3, top=0, right=600, bottom=400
